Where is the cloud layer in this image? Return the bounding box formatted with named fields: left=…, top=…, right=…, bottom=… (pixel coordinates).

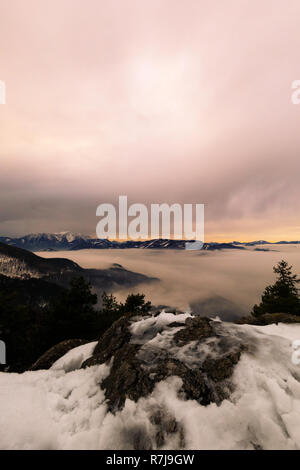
left=1, top=0, right=300, bottom=239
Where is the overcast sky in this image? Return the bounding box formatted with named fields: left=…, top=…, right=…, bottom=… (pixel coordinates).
left=1, top=0, right=300, bottom=241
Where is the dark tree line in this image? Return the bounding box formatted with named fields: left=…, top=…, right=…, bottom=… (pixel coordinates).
left=0, top=276, right=151, bottom=372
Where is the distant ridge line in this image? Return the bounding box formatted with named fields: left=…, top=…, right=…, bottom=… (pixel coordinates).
left=0, top=233, right=299, bottom=252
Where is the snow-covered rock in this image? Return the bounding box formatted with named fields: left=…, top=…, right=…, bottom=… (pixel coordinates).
left=1, top=313, right=300, bottom=450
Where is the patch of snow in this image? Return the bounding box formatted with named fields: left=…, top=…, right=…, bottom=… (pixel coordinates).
left=130, top=311, right=191, bottom=338
left=0, top=363, right=110, bottom=450
left=51, top=342, right=97, bottom=372
left=253, top=322, right=300, bottom=342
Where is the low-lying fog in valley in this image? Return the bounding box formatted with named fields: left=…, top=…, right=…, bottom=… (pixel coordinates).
left=38, top=245, right=300, bottom=321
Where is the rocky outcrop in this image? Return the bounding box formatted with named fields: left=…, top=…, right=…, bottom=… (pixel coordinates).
left=82, top=313, right=245, bottom=416
left=82, top=316, right=132, bottom=368
left=173, top=316, right=214, bottom=344
left=30, top=339, right=89, bottom=370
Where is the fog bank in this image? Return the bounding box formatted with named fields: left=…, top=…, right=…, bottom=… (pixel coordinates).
left=38, top=245, right=300, bottom=320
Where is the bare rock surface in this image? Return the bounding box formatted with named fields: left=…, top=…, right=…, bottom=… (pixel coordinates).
left=30, top=338, right=89, bottom=370
left=82, top=313, right=245, bottom=414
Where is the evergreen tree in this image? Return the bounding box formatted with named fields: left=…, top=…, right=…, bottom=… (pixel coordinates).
left=48, top=277, right=98, bottom=342
left=119, top=293, right=151, bottom=315
left=252, top=260, right=300, bottom=316
left=101, top=291, right=151, bottom=317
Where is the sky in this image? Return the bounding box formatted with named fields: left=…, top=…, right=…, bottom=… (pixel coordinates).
left=1, top=0, right=300, bottom=241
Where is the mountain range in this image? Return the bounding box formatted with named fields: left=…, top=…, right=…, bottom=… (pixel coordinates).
left=0, top=232, right=271, bottom=252
left=1, top=232, right=300, bottom=252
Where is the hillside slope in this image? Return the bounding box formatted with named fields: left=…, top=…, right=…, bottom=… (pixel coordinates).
left=0, top=241, right=157, bottom=291
left=0, top=241, right=82, bottom=279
